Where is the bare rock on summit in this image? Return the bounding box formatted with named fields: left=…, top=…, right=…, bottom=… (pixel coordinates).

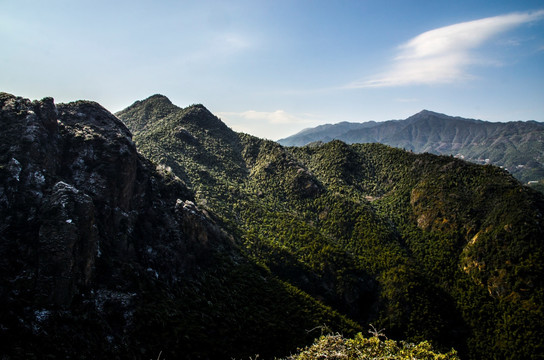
left=0, top=93, right=233, bottom=357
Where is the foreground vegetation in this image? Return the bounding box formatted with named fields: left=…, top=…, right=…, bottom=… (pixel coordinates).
left=285, top=332, right=459, bottom=360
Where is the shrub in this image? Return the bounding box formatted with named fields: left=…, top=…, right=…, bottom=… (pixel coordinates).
left=285, top=332, right=459, bottom=360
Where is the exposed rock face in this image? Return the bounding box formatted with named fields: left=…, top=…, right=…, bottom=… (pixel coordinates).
left=0, top=93, right=232, bottom=357
left=37, top=181, right=98, bottom=307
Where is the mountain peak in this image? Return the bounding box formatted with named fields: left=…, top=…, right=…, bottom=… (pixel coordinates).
left=115, top=94, right=180, bottom=133
left=187, top=103, right=207, bottom=110
left=408, top=109, right=451, bottom=120
left=144, top=93, right=172, bottom=103
left=181, top=103, right=233, bottom=134
left=117, top=97, right=238, bottom=148
left=417, top=109, right=437, bottom=115
left=130, top=94, right=176, bottom=110
left=184, top=103, right=213, bottom=116
left=408, top=109, right=483, bottom=124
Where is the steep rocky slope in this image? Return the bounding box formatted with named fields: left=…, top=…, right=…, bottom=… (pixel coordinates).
left=0, top=93, right=358, bottom=359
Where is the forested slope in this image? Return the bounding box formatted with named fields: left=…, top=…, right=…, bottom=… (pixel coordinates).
left=0, top=93, right=359, bottom=360
left=118, top=95, right=544, bottom=360
left=278, top=110, right=544, bottom=183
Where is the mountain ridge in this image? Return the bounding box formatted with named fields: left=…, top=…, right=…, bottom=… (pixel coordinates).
left=0, top=92, right=359, bottom=359
left=1, top=92, right=543, bottom=359
left=117, top=95, right=544, bottom=360
left=278, top=110, right=544, bottom=183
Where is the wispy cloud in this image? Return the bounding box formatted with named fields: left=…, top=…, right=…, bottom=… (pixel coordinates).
left=347, top=10, right=544, bottom=88
left=218, top=110, right=315, bottom=125
left=216, top=110, right=318, bottom=139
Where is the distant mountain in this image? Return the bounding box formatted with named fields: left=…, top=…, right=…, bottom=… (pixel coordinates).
left=285, top=121, right=378, bottom=145
left=278, top=110, right=544, bottom=183
left=118, top=96, right=544, bottom=360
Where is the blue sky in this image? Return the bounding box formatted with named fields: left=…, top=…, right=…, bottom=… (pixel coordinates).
left=2, top=0, right=543, bottom=140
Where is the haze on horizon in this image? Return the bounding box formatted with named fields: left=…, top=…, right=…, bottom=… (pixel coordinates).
left=1, top=0, right=543, bottom=140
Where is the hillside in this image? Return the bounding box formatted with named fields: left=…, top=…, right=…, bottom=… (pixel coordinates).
left=278, top=110, right=544, bottom=183
left=118, top=95, right=544, bottom=360
left=0, top=93, right=359, bottom=359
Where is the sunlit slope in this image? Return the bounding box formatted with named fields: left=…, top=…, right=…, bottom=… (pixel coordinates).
left=118, top=96, right=544, bottom=360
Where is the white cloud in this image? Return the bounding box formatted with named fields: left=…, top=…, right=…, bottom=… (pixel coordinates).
left=218, top=110, right=315, bottom=125
left=245, top=110, right=305, bottom=124
left=348, top=10, right=544, bottom=88
left=216, top=110, right=317, bottom=139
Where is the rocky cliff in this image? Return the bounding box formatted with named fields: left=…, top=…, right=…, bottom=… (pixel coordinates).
left=0, top=93, right=358, bottom=359
left=0, top=93, right=216, bottom=353
left=0, top=92, right=220, bottom=302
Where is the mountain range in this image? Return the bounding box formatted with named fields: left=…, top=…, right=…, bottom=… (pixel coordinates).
left=278, top=110, right=544, bottom=184
left=116, top=95, right=544, bottom=359
left=0, top=93, right=361, bottom=359
left=1, top=93, right=544, bottom=359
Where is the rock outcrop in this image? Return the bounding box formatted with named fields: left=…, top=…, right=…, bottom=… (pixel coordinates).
left=0, top=93, right=234, bottom=357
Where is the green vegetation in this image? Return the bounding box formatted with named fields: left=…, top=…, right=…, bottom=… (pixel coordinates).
left=285, top=332, right=459, bottom=360
left=278, top=110, right=544, bottom=184
left=117, top=96, right=544, bottom=359
left=129, top=259, right=360, bottom=360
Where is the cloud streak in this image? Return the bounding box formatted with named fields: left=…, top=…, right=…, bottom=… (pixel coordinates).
left=216, top=110, right=318, bottom=140
left=348, top=10, right=544, bottom=88
left=218, top=110, right=316, bottom=125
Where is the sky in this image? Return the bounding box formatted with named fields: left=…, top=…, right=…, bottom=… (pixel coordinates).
left=1, top=0, right=544, bottom=140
